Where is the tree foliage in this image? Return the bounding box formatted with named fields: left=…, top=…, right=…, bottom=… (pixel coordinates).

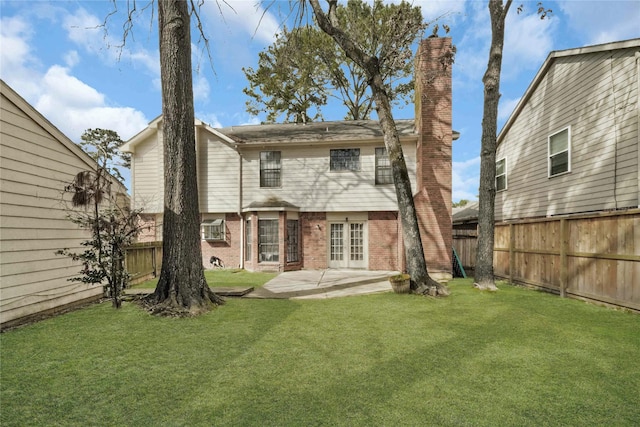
left=243, top=26, right=330, bottom=123
left=245, top=0, right=424, bottom=122
left=57, top=129, right=144, bottom=308
left=452, top=199, right=470, bottom=208
left=78, top=128, right=130, bottom=184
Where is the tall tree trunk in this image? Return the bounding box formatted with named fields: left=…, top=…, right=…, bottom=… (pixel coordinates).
left=370, top=71, right=443, bottom=294
left=475, top=0, right=511, bottom=291
left=149, top=0, right=223, bottom=315
left=309, top=0, right=447, bottom=295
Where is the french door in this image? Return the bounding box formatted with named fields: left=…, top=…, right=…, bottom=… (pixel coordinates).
left=328, top=221, right=367, bottom=269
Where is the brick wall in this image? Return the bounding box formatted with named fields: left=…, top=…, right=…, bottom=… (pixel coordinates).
left=300, top=212, right=327, bottom=269
left=201, top=213, right=241, bottom=269
left=414, top=37, right=453, bottom=274
left=368, top=211, right=401, bottom=271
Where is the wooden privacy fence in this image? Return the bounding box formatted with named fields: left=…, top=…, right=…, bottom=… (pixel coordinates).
left=453, top=228, right=477, bottom=271
left=125, top=241, right=163, bottom=285
left=493, top=209, right=639, bottom=311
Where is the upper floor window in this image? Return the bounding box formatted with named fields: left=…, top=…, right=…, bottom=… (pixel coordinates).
left=260, top=151, right=281, bottom=187
left=548, top=127, right=571, bottom=177
left=375, top=147, right=393, bottom=185
left=330, top=148, right=360, bottom=171
left=496, top=158, right=507, bottom=191
left=202, top=218, right=225, bottom=241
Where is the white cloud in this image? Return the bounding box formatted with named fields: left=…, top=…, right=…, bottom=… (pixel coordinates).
left=0, top=15, right=41, bottom=99
left=559, top=0, right=640, bottom=45
left=498, top=96, right=520, bottom=121
left=36, top=66, right=147, bottom=140
left=63, top=7, right=159, bottom=78
left=502, top=8, right=555, bottom=79
left=383, top=0, right=467, bottom=22
left=452, top=156, right=480, bottom=202
left=63, top=50, right=80, bottom=68
left=204, top=0, right=279, bottom=45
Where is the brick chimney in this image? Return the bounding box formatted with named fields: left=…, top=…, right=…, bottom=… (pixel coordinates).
left=413, top=37, right=453, bottom=277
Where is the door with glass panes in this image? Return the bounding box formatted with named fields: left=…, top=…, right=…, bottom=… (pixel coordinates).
left=328, top=220, right=367, bottom=269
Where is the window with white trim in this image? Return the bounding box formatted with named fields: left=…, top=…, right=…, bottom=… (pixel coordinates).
left=202, top=218, right=225, bottom=241
left=548, top=127, right=570, bottom=177
left=375, top=147, right=393, bottom=185
left=330, top=148, right=360, bottom=171
left=260, top=151, right=281, bottom=187
left=258, top=219, right=279, bottom=262
left=496, top=158, right=507, bottom=191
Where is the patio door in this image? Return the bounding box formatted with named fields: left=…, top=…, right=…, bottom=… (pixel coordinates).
left=328, top=220, right=367, bottom=269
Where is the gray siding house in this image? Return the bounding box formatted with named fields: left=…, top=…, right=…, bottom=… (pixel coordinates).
left=495, top=39, right=639, bottom=220
left=0, top=80, right=128, bottom=328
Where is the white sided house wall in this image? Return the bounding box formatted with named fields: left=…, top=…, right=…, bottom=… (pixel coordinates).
left=0, top=80, right=128, bottom=329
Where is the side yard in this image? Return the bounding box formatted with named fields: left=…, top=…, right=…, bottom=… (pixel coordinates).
left=1, top=279, right=639, bottom=426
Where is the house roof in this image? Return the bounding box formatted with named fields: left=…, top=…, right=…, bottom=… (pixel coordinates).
left=220, top=119, right=418, bottom=145
left=121, top=116, right=461, bottom=152
left=497, top=38, right=640, bottom=146
left=452, top=201, right=479, bottom=224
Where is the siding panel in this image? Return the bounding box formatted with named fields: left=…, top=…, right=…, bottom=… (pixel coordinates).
left=1, top=83, right=113, bottom=327
left=496, top=45, right=639, bottom=221
left=241, top=142, right=416, bottom=212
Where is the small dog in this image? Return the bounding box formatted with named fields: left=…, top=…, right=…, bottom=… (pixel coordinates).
left=209, top=256, right=224, bottom=268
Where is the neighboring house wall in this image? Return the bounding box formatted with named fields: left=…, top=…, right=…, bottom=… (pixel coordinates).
left=0, top=80, right=128, bottom=328
left=495, top=40, right=639, bottom=221
left=130, top=129, right=164, bottom=213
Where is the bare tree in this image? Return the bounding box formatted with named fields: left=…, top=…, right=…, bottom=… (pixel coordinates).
left=308, top=0, right=448, bottom=296
left=475, top=1, right=551, bottom=291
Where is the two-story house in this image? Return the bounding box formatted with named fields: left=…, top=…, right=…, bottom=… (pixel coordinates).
left=495, top=38, right=639, bottom=219
left=122, top=37, right=456, bottom=279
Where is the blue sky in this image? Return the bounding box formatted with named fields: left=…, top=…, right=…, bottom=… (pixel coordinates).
left=1, top=0, right=638, bottom=201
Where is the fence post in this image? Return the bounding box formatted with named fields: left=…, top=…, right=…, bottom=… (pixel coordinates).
left=509, top=223, right=515, bottom=284
left=559, top=218, right=568, bottom=298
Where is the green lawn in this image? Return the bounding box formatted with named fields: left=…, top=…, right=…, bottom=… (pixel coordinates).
left=131, top=268, right=277, bottom=289
left=2, top=279, right=639, bottom=426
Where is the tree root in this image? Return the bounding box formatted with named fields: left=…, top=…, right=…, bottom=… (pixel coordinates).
left=412, top=277, right=451, bottom=297
left=135, top=290, right=225, bottom=318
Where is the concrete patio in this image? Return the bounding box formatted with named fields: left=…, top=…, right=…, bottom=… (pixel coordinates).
left=246, top=269, right=398, bottom=299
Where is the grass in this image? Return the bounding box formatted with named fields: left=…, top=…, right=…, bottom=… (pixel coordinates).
left=1, top=279, right=639, bottom=426
left=131, top=268, right=277, bottom=289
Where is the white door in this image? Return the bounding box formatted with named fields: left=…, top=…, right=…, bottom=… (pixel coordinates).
left=328, top=221, right=367, bottom=269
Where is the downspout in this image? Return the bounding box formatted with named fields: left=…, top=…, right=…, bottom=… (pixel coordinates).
left=238, top=149, right=244, bottom=268
left=636, top=51, right=640, bottom=208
